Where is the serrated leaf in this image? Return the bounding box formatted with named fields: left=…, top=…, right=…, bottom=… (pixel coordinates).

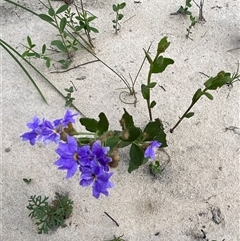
left=39, top=14, right=54, bottom=22
left=48, top=7, right=55, bottom=17
left=97, top=112, right=109, bottom=134
left=184, top=112, right=194, bottom=118
left=128, top=143, right=144, bottom=173
left=80, top=117, right=98, bottom=132
left=60, top=17, right=67, bottom=33
left=56, top=4, right=69, bottom=15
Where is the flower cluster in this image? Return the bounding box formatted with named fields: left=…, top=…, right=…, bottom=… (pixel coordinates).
left=20, top=109, right=78, bottom=145
left=55, top=136, right=114, bottom=198
left=21, top=110, right=114, bottom=199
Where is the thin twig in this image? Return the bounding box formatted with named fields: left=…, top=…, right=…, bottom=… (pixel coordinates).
left=50, top=60, right=99, bottom=73
left=104, top=212, right=119, bottom=226
left=227, top=47, right=240, bottom=52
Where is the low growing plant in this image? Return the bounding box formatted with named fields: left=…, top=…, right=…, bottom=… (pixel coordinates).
left=27, top=192, right=73, bottom=234
left=105, top=234, right=126, bottom=241
left=21, top=37, right=240, bottom=199
left=112, top=2, right=126, bottom=34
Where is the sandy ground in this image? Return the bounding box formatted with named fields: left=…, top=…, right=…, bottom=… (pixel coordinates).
left=1, top=0, right=240, bottom=240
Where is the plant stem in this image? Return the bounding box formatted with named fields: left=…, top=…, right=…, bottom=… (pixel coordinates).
left=146, top=70, right=153, bottom=121
left=78, top=0, right=94, bottom=48
left=170, top=87, right=207, bottom=133
left=47, top=0, right=72, bottom=59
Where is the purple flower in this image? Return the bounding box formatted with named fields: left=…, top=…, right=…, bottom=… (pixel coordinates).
left=91, top=140, right=112, bottom=171
left=80, top=160, right=114, bottom=198
left=144, top=140, right=161, bottom=160
left=20, top=116, right=44, bottom=145
left=21, top=109, right=78, bottom=145
left=54, top=135, right=80, bottom=179
left=62, top=109, right=78, bottom=127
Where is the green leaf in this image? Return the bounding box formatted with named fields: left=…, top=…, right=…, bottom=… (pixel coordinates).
left=41, top=44, right=46, bottom=54
left=60, top=17, right=67, bottom=33
left=151, top=57, right=174, bottom=74
left=97, top=112, right=109, bottom=135
left=120, top=108, right=134, bottom=130
left=143, top=118, right=167, bottom=147
left=34, top=53, right=41, bottom=58
left=48, top=7, right=55, bottom=17
left=119, top=2, right=126, bottom=9
left=203, top=92, right=213, bottom=100
left=184, top=112, right=194, bottom=118
left=23, top=178, right=31, bottom=184
left=51, top=40, right=67, bottom=52
left=27, top=36, right=33, bottom=47
left=80, top=117, right=98, bottom=133
left=143, top=49, right=153, bottom=64
left=112, top=4, right=118, bottom=12
left=192, top=88, right=203, bottom=102
left=128, top=143, right=144, bottom=173
left=90, top=27, right=99, bottom=33
left=87, top=15, right=97, bottom=22
left=39, top=14, right=54, bottom=22
left=124, top=126, right=141, bottom=142
left=118, top=14, right=124, bottom=20
left=56, top=4, right=69, bottom=15
left=141, top=84, right=149, bottom=100
left=150, top=100, right=156, bottom=108
left=22, top=50, right=30, bottom=58
left=147, top=82, right=157, bottom=88
left=45, top=58, right=51, bottom=68
left=157, top=36, right=171, bottom=55
left=204, top=71, right=232, bottom=90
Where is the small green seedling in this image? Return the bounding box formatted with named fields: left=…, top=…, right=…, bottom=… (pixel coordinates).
left=149, top=161, right=162, bottom=176
left=23, top=178, right=32, bottom=184
left=112, top=2, right=126, bottom=34
left=64, top=85, right=75, bottom=107
left=105, top=234, right=126, bottom=241
left=186, top=14, right=197, bottom=39
left=177, top=0, right=192, bottom=15
left=27, top=192, right=73, bottom=234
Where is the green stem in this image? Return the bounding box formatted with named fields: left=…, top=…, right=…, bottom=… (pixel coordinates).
left=170, top=87, right=207, bottom=133
left=47, top=0, right=71, bottom=59
left=146, top=70, right=153, bottom=121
